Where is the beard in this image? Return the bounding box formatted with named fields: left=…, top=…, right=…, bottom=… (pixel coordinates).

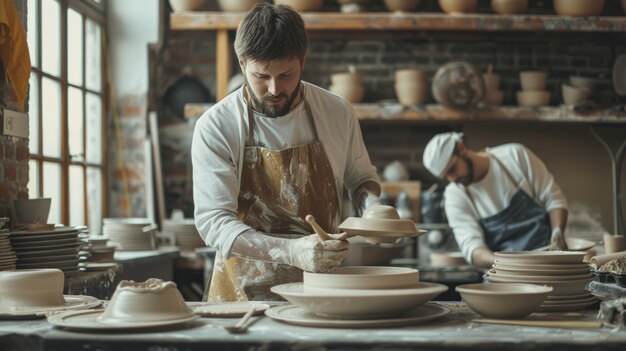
left=455, top=155, right=475, bottom=186
left=247, top=81, right=301, bottom=118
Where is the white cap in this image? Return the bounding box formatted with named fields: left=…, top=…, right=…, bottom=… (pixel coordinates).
left=423, top=132, right=463, bottom=178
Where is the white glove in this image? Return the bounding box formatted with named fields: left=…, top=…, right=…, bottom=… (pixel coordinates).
left=288, top=234, right=349, bottom=272
left=550, top=227, right=568, bottom=250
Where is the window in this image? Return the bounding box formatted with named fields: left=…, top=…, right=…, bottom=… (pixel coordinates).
left=27, top=0, right=107, bottom=233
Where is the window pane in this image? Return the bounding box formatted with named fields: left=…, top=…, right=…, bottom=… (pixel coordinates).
left=68, top=87, right=84, bottom=159
left=42, top=77, right=61, bottom=158
left=86, top=92, right=102, bottom=164
left=43, top=162, right=61, bottom=225
left=28, top=160, right=39, bottom=198
left=28, top=73, right=40, bottom=154
left=87, top=167, right=102, bottom=235
left=86, top=19, right=101, bottom=92
left=27, top=0, right=38, bottom=67
left=42, top=0, right=60, bottom=76
left=69, top=165, right=85, bottom=226
left=67, top=9, right=83, bottom=86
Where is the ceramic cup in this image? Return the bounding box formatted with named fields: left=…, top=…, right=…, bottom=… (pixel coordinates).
left=13, top=198, right=52, bottom=224
left=603, top=234, right=626, bottom=254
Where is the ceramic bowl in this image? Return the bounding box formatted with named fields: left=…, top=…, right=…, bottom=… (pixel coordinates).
left=456, top=283, right=552, bottom=319
left=553, top=0, right=604, bottom=17
left=217, top=0, right=264, bottom=12
left=274, top=0, right=324, bottom=12
left=516, top=90, right=550, bottom=106
left=491, top=0, right=528, bottom=15
left=519, top=71, right=547, bottom=91
left=0, top=269, right=65, bottom=307
left=562, top=84, right=591, bottom=105
left=395, top=82, right=429, bottom=105
left=99, top=279, right=195, bottom=323
left=304, top=266, right=419, bottom=290
left=271, top=281, right=448, bottom=319
left=483, top=90, right=504, bottom=106
left=395, top=68, right=428, bottom=82
left=13, top=198, right=52, bottom=224
left=329, top=84, right=365, bottom=103
left=439, top=0, right=477, bottom=14
left=331, top=72, right=363, bottom=86
left=384, top=0, right=421, bottom=12
left=569, top=76, right=597, bottom=91
left=168, top=0, right=204, bottom=12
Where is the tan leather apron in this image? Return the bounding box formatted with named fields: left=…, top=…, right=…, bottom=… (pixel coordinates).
left=205, top=86, right=340, bottom=302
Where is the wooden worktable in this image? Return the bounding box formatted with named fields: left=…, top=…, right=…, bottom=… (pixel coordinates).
left=0, top=302, right=624, bottom=351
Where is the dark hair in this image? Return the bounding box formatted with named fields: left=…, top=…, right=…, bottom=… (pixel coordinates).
left=234, top=3, right=308, bottom=63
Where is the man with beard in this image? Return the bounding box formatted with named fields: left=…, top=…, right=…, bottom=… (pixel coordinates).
left=191, top=3, right=385, bottom=302
left=422, top=132, right=569, bottom=268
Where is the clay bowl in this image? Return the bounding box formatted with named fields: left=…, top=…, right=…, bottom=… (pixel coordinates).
left=439, top=0, right=477, bottom=14
left=395, top=82, right=428, bottom=105
left=569, top=76, right=597, bottom=92
left=271, top=281, right=448, bottom=319
left=304, top=266, right=419, bottom=290
left=330, top=72, right=363, bottom=86
left=13, top=198, right=51, bottom=224
left=99, top=279, right=196, bottom=323
left=0, top=269, right=65, bottom=307
left=217, top=0, right=264, bottom=11
left=274, top=0, right=324, bottom=12
left=483, top=90, right=504, bottom=106
left=516, top=90, right=550, bottom=107
left=329, top=84, right=365, bottom=103
left=384, top=0, right=421, bottom=12
left=562, top=84, right=591, bottom=105
left=456, top=283, right=553, bottom=319
left=553, top=0, right=604, bottom=17
left=395, top=68, right=428, bottom=83
left=519, top=71, right=547, bottom=91
left=168, top=0, right=204, bottom=12
left=491, top=0, right=528, bottom=15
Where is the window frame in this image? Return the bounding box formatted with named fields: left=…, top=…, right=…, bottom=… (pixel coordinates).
left=28, top=0, right=108, bottom=227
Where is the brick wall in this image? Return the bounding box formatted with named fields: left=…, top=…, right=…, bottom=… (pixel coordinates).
left=0, top=0, right=29, bottom=221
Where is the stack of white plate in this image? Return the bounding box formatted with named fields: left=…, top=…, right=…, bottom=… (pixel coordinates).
left=163, top=219, right=204, bottom=251
left=0, top=229, right=16, bottom=271
left=267, top=266, right=450, bottom=328
left=103, top=218, right=157, bottom=251
left=486, top=251, right=596, bottom=312
left=9, top=226, right=88, bottom=277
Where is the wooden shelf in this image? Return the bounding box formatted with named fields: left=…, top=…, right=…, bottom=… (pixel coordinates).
left=171, top=12, right=626, bottom=32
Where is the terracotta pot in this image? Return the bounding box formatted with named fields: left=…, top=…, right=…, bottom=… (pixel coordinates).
left=274, top=0, right=324, bottom=12
left=217, top=0, right=264, bottom=12
left=169, top=0, right=204, bottom=12
left=562, top=84, right=590, bottom=105
left=439, top=0, right=478, bottom=14
left=491, top=0, right=528, bottom=15
left=553, top=0, right=604, bottom=17
left=384, top=0, right=421, bottom=12
left=519, top=71, right=547, bottom=91
left=516, top=90, right=550, bottom=106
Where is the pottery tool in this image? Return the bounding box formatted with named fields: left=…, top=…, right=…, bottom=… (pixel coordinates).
left=305, top=215, right=350, bottom=241
left=472, top=318, right=603, bottom=329
left=192, top=302, right=270, bottom=318
left=223, top=306, right=258, bottom=334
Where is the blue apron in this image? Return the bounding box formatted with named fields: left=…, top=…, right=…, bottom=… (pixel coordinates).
left=465, top=155, right=551, bottom=252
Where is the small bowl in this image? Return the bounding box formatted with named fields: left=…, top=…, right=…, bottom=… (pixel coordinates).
left=385, top=0, right=421, bottom=12
left=330, top=72, right=363, bottom=86
left=517, top=90, right=551, bottom=106
left=439, top=0, right=478, bottom=14
left=456, top=283, right=553, bottom=319
left=562, top=84, right=591, bottom=105
left=13, top=198, right=52, bottom=224
left=304, top=266, right=419, bottom=290
left=217, top=0, right=264, bottom=12
left=569, top=76, right=597, bottom=91
left=491, top=0, right=528, bottom=15
left=99, top=279, right=195, bottom=323
left=519, top=71, right=548, bottom=91
left=274, top=0, right=324, bottom=12
left=554, top=0, right=604, bottom=17
left=430, top=251, right=467, bottom=267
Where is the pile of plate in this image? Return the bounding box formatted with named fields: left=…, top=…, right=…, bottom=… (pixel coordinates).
left=162, top=219, right=204, bottom=251
left=486, top=251, right=596, bottom=312
left=267, top=266, right=449, bottom=328
left=0, top=229, right=16, bottom=271
left=103, top=218, right=157, bottom=251
left=9, top=226, right=88, bottom=277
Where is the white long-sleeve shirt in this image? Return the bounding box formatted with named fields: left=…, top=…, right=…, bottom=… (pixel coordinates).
left=191, top=81, right=379, bottom=257
left=444, top=143, right=568, bottom=264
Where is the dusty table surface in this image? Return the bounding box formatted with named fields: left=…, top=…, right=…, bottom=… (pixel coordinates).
left=0, top=302, right=625, bottom=351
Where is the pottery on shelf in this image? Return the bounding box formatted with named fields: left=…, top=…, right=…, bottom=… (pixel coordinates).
left=562, top=84, right=590, bottom=106
left=519, top=71, right=548, bottom=91
left=384, top=0, right=421, bottom=12
left=516, top=90, right=550, bottom=107
left=274, top=0, right=323, bottom=12
left=168, top=0, right=204, bottom=12
left=491, top=0, right=528, bottom=15
left=553, top=0, right=604, bottom=17
left=394, top=69, right=428, bottom=105
left=439, top=0, right=478, bottom=14
left=13, top=198, right=51, bottom=224
left=217, top=0, right=264, bottom=12
left=329, top=72, right=365, bottom=103
left=432, top=60, right=485, bottom=109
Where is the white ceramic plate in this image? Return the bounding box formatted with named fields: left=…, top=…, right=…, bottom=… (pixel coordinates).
left=10, top=232, right=80, bottom=242
left=543, top=296, right=596, bottom=305
left=0, top=295, right=101, bottom=319
left=81, top=262, right=118, bottom=272
left=271, top=282, right=448, bottom=319
left=545, top=292, right=592, bottom=301
left=493, top=261, right=590, bottom=271
left=492, top=264, right=590, bottom=276
left=485, top=274, right=591, bottom=295
left=493, top=251, right=586, bottom=265
left=613, top=54, right=626, bottom=96
left=487, top=269, right=592, bottom=281
left=47, top=309, right=199, bottom=330
left=192, top=301, right=271, bottom=317
left=265, top=303, right=449, bottom=328
left=303, top=266, right=419, bottom=290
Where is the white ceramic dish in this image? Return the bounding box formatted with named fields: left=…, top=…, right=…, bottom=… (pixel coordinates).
left=265, top=303, right=449, bottom=328
left=303, top=266, right=419, bottom=290
left=47, top=309, right=198, bottom=330
left=492, top=265, right=590, bottom=276
left=456, top=283, right=552, bottom=319
left=493, top=251, right=586, bottom=265
left=0, top=295, right=101, bottom=319
left=485, top=275, right=590, bottom=295
left=492, top=261, right=590, bottom=271
left=271, top=282, right=447, bottom=319
left=338, top=217, right=425, bottom=243
left=487, top=269, right=592, bottom=281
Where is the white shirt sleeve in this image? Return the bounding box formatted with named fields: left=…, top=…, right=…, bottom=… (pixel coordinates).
left=444, top=184, right=486, bottom=265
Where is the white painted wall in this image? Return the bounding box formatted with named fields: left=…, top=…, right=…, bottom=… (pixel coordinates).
left=107, top=0, right=160, bottom=97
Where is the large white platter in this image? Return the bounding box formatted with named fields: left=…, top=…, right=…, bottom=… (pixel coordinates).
left=0, top=295, right=101, bottom=319
left=493, top=251, right=587, bottom=265
left=47, top=309, right=199, bottom=331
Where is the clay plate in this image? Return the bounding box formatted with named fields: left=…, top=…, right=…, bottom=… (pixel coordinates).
left=493, top=251, right=586, bottom=265
left=339, top=217, right=425, bottom=243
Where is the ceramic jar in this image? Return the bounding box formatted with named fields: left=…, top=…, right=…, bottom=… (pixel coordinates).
left=439, top=0, right=477, bottom=14
left=217, top=0, right=264, bottom=12
left=329, top=72, right=365, bottom=103
left=394, top=69, right=428, bottom=105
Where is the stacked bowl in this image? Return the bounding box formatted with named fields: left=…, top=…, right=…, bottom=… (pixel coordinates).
left=270, top=266, right=448, bottom=320
left=517, top=71, right=550, bottom=107
left=486, top=251, right=596, bottom=312
left=562, top=76, right=596, bottom=106
left=103, top=218, right=157, bottom=251
left=163, top=219, right=204, bottom=251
